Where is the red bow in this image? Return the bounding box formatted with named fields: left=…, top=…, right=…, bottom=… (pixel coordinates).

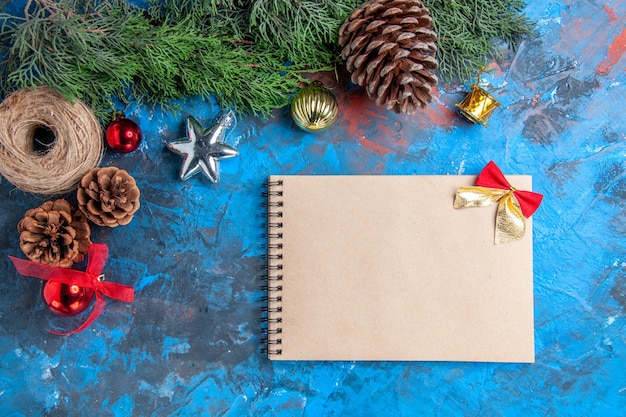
left=476, top=161, right=543, bottom=218
left=454, top=161, right=543, bottom=244
left=9, top=244, right=134, bottom=335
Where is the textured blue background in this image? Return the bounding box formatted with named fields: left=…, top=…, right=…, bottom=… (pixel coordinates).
left=1, top=0, right=625, bottom=415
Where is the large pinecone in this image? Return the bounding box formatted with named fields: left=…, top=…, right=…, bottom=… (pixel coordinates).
left=77, top=167, right=140, bottom=227
left=339, top=0, right=438, bottom=114
left=18, top=199, right=92, bottom=267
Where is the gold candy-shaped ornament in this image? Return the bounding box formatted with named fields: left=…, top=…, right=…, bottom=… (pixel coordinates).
left=291, top=81, right=338, bottom=132
left=455, top=69, right=501, bottom=127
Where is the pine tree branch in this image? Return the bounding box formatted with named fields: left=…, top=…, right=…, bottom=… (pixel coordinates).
left=0, top=0, right=308, bottom=119
left=0, top=0, right=534, bottom=120
left=424, top=0, right=533, bottom=81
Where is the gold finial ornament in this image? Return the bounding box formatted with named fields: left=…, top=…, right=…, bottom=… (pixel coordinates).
left=291, top=81, right=338, bottom=132
left=455, top=68, right=501, bottom=127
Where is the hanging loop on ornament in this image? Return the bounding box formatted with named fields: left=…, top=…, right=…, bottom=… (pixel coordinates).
left=326, top=65, right=340, bottom=90
left=455, top=67, right=501, bottom=127
left=216, top=108, right=237, bottom=131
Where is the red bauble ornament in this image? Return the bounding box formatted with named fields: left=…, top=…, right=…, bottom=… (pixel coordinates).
left=106, top=112, right=142, bottom=153
left=42, top=281, right=95, bottom=316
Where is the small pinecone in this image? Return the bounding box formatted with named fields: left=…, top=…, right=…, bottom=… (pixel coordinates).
left=77, top=167, right=140, bottom=227
left=17, top=199, right=92, bottom=268
left=339, top=0, right=439, bottom=114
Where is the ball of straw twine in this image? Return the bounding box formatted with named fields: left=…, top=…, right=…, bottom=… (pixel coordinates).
left=0, top=87, right=104, bottom=195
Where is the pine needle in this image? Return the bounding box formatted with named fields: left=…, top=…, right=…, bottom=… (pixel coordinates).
left=424, top=0, right=533, bottom=81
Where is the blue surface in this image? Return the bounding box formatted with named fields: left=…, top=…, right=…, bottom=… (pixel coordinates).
left=1, top=0, right=625, bottom=415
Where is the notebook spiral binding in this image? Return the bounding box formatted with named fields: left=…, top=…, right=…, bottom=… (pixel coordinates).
left=261, top=179, right=284, bottom=356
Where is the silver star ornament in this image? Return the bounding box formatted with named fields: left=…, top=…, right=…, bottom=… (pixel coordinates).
left=167, top=111, right=239, bottom=182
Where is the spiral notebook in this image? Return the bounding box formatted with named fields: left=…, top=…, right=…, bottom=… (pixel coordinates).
left=264, top=175, right=535, bottom=362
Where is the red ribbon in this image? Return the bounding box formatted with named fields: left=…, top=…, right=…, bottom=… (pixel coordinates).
left=476, top=161, right=543, bottom=218
left=9, top=244, right=134, bottom=335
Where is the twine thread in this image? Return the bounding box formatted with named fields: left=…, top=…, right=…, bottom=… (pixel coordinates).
left=0, top=87, right=104, bottom=195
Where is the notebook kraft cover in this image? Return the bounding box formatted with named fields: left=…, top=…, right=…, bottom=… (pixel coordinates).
left=266, top=175, right=535, bottom=362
